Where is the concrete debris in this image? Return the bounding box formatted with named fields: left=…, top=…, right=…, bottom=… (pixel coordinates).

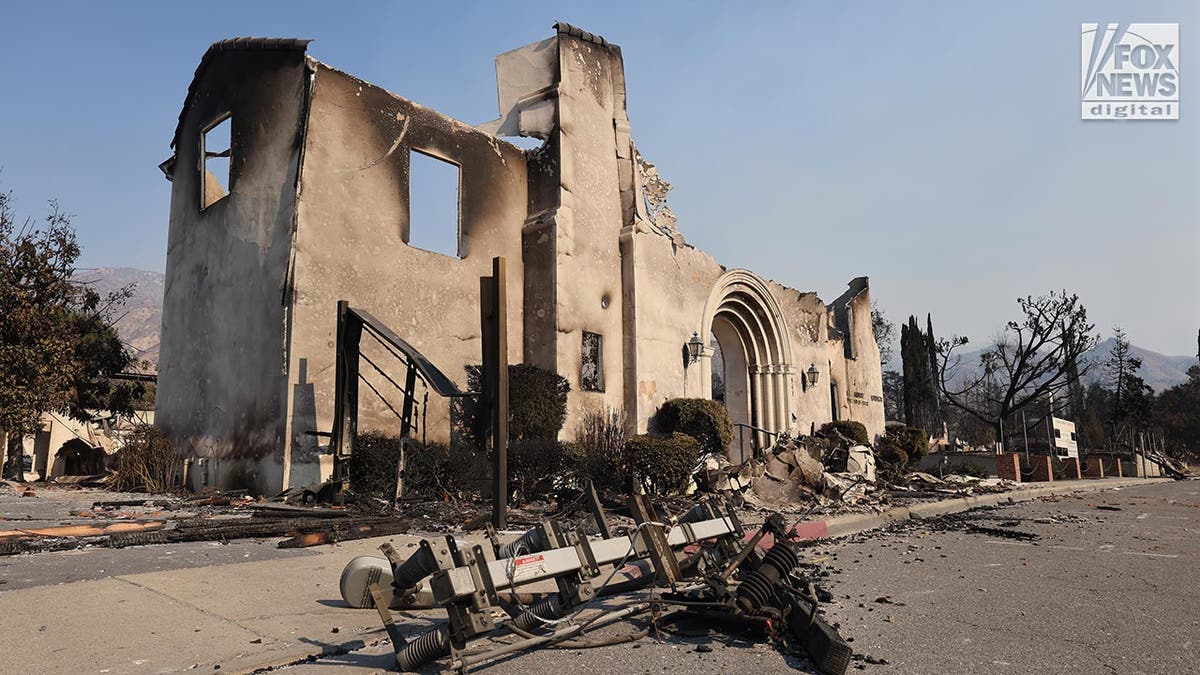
left=701, top=434, right=885, bottom=511
left=906, top=472, right=945, bottom=485
left=846, top=445, right=876, bottom=481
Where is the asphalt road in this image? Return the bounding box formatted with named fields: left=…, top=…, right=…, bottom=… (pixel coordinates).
left=812, top=480, right=1199, bottom=674
left=277, top=480, right=1199, bottom=674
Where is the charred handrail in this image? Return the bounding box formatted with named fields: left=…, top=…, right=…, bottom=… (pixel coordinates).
left=734, top=422, right=780, bottom=459
left=329, top=300, right=466, bottom=484
left=353, top=308, right=463, bottom=398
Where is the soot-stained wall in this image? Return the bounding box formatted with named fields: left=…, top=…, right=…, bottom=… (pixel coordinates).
left=159, top=29, right=885, bottom=493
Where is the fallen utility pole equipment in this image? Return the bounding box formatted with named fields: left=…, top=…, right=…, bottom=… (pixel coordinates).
left=339, top=496, right=851, bottom=674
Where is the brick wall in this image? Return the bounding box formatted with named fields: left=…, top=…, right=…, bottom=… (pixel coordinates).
left=1101, top=456, right=1124, bottom=477
left=1080, top=456, right=1105, bottom=478
left=1059, top=457, right=1082, bottom=480
left=1028, top=456, right=1053, bottom=482
left=996, top=453, right=1021, bottom=482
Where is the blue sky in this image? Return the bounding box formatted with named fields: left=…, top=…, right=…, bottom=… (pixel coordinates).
left=0, top=1, right=1196, bottom=355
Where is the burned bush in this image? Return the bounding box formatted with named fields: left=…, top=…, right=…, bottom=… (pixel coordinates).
left=508, top=438, right=568, bottom=502
left=402, top=440, right=486, bottom=500
left=349, top=431, right=402, bottom=500
left=570, top=407, right=631, bottom=493
left=111, top=424, right=179, bottom=493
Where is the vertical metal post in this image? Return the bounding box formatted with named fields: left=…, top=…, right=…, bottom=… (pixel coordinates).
left=1046, top=395, right=1055, bottom=460
left=494, top=257, right=509, bottom=529
left=1021, top=410, right=1029, bottom=461
left=400, top=361, right=418, bottom=439
left=481, top=257, right=509, bottom=529
left=1138, top=432, right=1145, bottom=476
left=331, top=300, right=362, bottom=483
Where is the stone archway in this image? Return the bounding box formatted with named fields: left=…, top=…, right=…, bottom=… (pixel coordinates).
left=51, top=438, right=107, bottom=478
left=699, top=270, right=793, bottom=462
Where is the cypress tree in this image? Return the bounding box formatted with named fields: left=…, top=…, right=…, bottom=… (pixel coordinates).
left=925, top=314, right=943, bottom=433
left=901, top=320, right=916, bottom=426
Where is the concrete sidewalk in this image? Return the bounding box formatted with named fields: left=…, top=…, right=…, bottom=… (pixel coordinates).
left=0, top=477, right=1168, bottom=674
left=0, top=534, right=434, bottom=674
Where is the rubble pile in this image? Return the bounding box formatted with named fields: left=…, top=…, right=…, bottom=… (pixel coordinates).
left=695, top=433, right=1031, bottom=523
left=0, top=485, right=486, bottom=556
left=697, top=434, right=885, bottom=515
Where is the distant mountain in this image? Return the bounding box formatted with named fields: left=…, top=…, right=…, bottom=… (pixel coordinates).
left=1083, top=337, right=1197, bottom=394
left=75, top=267, right=164, bottom=368
left=916, top=337, right=1197, bottom=394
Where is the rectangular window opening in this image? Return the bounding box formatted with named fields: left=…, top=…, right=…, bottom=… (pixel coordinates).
left=581, top=332, right=604, bottom=392
left=201, top=114, right=231, bottom=210
left=408, top=150, right=462, bottom=258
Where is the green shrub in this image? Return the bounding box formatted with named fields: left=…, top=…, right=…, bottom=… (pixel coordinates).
left=879, top=426, right=928, bottom=463
left=508, top=364, right=570, bottom=442
left=571, top=407, right=631, bottom=493
left=349, top=431, right=403, bottom=500
left=463, top=364, right=570, bottom=447
left=625, top=433, right=701, bottom=495
left=656, top=398, right=733, bottom=456
left=876, top=445, right=908, bottom=472
left=875, top=425, right=928, bottom=479
left=112, top=424, right=179, bottom=493
left=819, top=420, right=870, bottom=445
left=945, top=461, right=989, bottom=479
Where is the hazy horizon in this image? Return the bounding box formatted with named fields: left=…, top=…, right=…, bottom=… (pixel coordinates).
left=1, top=1, right=1196, bottom=355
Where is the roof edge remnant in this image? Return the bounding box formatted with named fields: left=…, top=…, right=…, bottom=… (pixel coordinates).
left=170, top=37, right=313, bottom=150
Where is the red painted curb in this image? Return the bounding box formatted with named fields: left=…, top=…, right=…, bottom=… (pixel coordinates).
left=743, top=517, right=830, bottom=550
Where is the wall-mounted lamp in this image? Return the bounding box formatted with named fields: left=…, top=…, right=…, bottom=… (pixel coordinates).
left=805, top=363, right=820, bottom=389
left=686, top=331, right=708, bottom=365
left=682, top=332, right=709, bottom=397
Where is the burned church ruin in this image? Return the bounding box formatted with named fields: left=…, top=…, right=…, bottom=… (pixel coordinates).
left=156, top=25, right=884, bottom=493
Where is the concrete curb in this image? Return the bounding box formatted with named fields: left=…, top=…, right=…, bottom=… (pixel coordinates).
left=799, top=477, right=1168, bottom=542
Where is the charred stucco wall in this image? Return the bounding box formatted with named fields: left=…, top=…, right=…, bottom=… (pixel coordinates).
left=764, top=282, right=839, bottom=436
left=828, top=278, right=886, bottom=438
left=284, top=61, right=528, bottom=485
left=624, top=230, right=723, bottom=431
left=521, top=35, right=631, bottom=433
left=159, top=30, right=885, bottom=493
left=157, top=50, right=308, bottom=493
left=625, top=227, right=882, bottom=458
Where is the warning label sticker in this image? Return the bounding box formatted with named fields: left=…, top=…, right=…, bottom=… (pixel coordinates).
left=510, top=553, right=546, bottom=582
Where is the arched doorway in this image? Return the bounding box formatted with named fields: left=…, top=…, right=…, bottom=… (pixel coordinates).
left=699, top=270, right=793, bottom=463
left=52, top=439, right=108, bottom=478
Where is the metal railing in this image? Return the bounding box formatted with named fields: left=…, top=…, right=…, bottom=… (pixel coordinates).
left=733, top=422, right=781, bottom=460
